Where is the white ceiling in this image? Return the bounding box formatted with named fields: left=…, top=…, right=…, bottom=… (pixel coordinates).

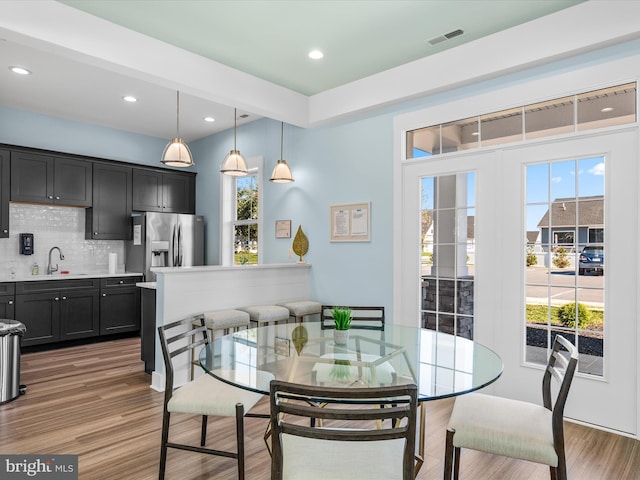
left=0, top=0, right=637, bottom=142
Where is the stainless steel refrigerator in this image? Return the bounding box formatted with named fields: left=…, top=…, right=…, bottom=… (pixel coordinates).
left=125, top=212, right=204, bottom=282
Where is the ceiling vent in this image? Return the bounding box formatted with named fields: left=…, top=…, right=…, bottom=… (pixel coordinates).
left=427, top=28, right=464, bottom=46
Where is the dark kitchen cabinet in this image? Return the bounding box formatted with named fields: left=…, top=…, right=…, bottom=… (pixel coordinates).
left=15, top=279, right=100, bottom=346
left=0, top=150, right=9, bottom=238
left=132, top=168, right=195, bottom=214
left=10, top=151, right=92, bottom=207
left=15, top=292, right=60, bottom=346
left=140, top=286, right=156, bottom=373
left=0, top=283, right=15, bottom=319
left=59, top=289, right=100, bottom=340
left=99, top=276, right=141, bottom=335
left=86, top=163, right=132, bottom=240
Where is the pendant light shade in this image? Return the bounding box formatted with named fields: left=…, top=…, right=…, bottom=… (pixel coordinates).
left=161, top=91, right=194, bottom=167
left=221, top=108, right=247, bottom=176
left=269, top=122, right=294, bottom=183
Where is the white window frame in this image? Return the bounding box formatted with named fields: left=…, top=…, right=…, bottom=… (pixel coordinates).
left=220, top=156, right=264, bottom=267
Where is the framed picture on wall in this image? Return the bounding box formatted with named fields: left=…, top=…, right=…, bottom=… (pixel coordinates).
left=330, top=202, right=371, bottom=242
left=275, top=220, right=292, bottom=238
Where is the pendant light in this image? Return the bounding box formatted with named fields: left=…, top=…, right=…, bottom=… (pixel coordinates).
left=269, top=122, right=295, bottom=183
left=220, top=108, right=248, bottom=176
left=161, top=91, right=194, bottom=167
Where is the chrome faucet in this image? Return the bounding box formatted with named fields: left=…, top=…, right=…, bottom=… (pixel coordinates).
left=47, top=246, right=65, bottom=275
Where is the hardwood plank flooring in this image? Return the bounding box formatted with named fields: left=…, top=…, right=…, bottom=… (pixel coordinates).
left=1, top=337, right=638, bottom=479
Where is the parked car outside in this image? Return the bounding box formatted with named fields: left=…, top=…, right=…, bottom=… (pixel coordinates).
left=579, top=245, right=604, bottom=275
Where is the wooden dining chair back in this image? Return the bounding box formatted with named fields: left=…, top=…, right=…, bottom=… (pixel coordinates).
left=270, top=380, right=417, bottom=480
left=158, top=315, right=267, bottom=480
left=320, top=305, right=385, bottom=330
left=444, top=334, right=579, bottom=480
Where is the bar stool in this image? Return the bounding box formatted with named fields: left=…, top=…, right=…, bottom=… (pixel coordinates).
left=202, top=309, right=250, bottom=335
left=240, top=305, right=290, bottom=327
left=190, top=310, right=250, bottom=377
left=278, top=300, right=322, bottom=323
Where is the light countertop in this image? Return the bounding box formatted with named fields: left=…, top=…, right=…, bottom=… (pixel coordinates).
left=6, top=272, right=143, bottom=282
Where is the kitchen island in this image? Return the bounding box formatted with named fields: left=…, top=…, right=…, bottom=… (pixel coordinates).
left=150, top=263, right=311, bottom=390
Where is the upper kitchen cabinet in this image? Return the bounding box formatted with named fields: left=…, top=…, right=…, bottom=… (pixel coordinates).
left=0, top=150, right=9, bottom=238
left=132, top=168, right=195, bottom=214
left=10, top=151, right=92, bottom=207
left=86, top=162, right=132, bottom=240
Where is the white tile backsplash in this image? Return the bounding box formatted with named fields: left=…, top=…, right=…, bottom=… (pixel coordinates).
left=1, top=204, right=125, bottom=279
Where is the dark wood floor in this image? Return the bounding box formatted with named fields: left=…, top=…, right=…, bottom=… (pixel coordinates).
left=1, top=337, right=638, bottom=479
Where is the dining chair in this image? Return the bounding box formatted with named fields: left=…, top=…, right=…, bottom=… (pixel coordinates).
left=443, top=334, right=579, bottom=480
left=270, top=379, right=417, bottom=480
left=158, top=315, right=271, bottom=480
left=320, top=305, right=385, bottom=330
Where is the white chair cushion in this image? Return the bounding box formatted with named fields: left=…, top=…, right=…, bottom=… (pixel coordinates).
left=281, top=434, right=406, bottom=480
left=448, top=392, right=558, bottom=467
left=279, top=301, right=322, bottom=317
left=241, top=305, right=290, bottom=323
left=312, top=353, right=396, bottom=385
left=168, top=370, right=273, bottom=417
left=203, top=309, right=250, bottom=330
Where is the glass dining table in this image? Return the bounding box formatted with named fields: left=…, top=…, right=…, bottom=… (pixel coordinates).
left=198, top=321, right=503, bottom=473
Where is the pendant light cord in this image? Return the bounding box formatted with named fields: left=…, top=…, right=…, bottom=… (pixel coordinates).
left=234, top=108, right=237, bottom=150
left=176, top=91, right=180, bottom=138
left=280, top=122, right=284, bottom=159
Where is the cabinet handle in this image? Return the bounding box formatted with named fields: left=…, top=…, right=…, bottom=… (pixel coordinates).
left=55, top=196, right=60, bottom=200
left=62, top=296, right=67, bottom=300
left=119, top=280, right=124, bottom=284
left=8, top=300, right=13, bottom=305
left=94, top=232, right=99, bottom=236
left=48, top=195, right=53, bottom=200
left=102, top=293, right=107, bottom=297
left=2, top=230, right=7, bottom=233
left=54, top=297, right=59, bottom=301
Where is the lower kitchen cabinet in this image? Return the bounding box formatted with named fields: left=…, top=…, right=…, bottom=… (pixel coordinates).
left=99, top=276, right=141, bottom=335
left=60, top=289, right=100, bottom=340
left=0, top=283, right=15, bottom=319
left=14, top=276, right=141, bottom=348
left=16, top=279, right=100, bottom=347
left=15, top=292, right=61, bottom=346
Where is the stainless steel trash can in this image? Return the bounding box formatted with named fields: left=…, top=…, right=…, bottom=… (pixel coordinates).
left=0, top=319, right=26, bottom=404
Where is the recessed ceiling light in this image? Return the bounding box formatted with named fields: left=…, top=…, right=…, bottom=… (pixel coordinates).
left=123, top=95, right=137, bottom=103
left=204, top=116, right=215, bottom=122
left=601, top=107, right=614, bottom=113
left=308, top=50, right=324, bottom=60
left=9, top=66, right=31, bottom=75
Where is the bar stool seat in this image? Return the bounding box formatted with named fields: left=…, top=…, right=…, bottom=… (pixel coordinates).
left=279, top=300, right=322, bottom=323
left=203, top=309, right=250, bottom=332
left=241, top=305, right=290, bottom=326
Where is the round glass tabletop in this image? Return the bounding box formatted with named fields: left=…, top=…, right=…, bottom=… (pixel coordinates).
left=199, top=322, right=503, bottom=402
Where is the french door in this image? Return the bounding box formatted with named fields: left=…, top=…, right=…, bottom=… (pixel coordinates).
left=398, top=129, right=638, bottom=435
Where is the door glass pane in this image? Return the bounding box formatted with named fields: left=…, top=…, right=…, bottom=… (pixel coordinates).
left=407, top=125, right=440, bottom=157
left=577, top=83, right=637, bottom=131
left=525, top=96, right=574, bottom=140
left=421, top=172, right=475, bottom=339
left=525, top=157, right=604, bottom=376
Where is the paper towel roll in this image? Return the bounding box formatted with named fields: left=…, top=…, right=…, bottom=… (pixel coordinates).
left=108, top=252, right=117, bottom=274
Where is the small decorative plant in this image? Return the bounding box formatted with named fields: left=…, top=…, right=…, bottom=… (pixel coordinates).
left=330, top=359, right=352, bottom=381
left=332, top=307, right=352, bottom=330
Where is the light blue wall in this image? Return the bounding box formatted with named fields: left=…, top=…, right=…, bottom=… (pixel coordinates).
left=191, top=114, right=394, bottom=306
left=3, top=39, right=640, bottom=314
left=0, top=105, right=169, bottom=166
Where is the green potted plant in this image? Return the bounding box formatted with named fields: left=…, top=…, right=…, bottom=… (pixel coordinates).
left=332, top=307, right=352, bottom=345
